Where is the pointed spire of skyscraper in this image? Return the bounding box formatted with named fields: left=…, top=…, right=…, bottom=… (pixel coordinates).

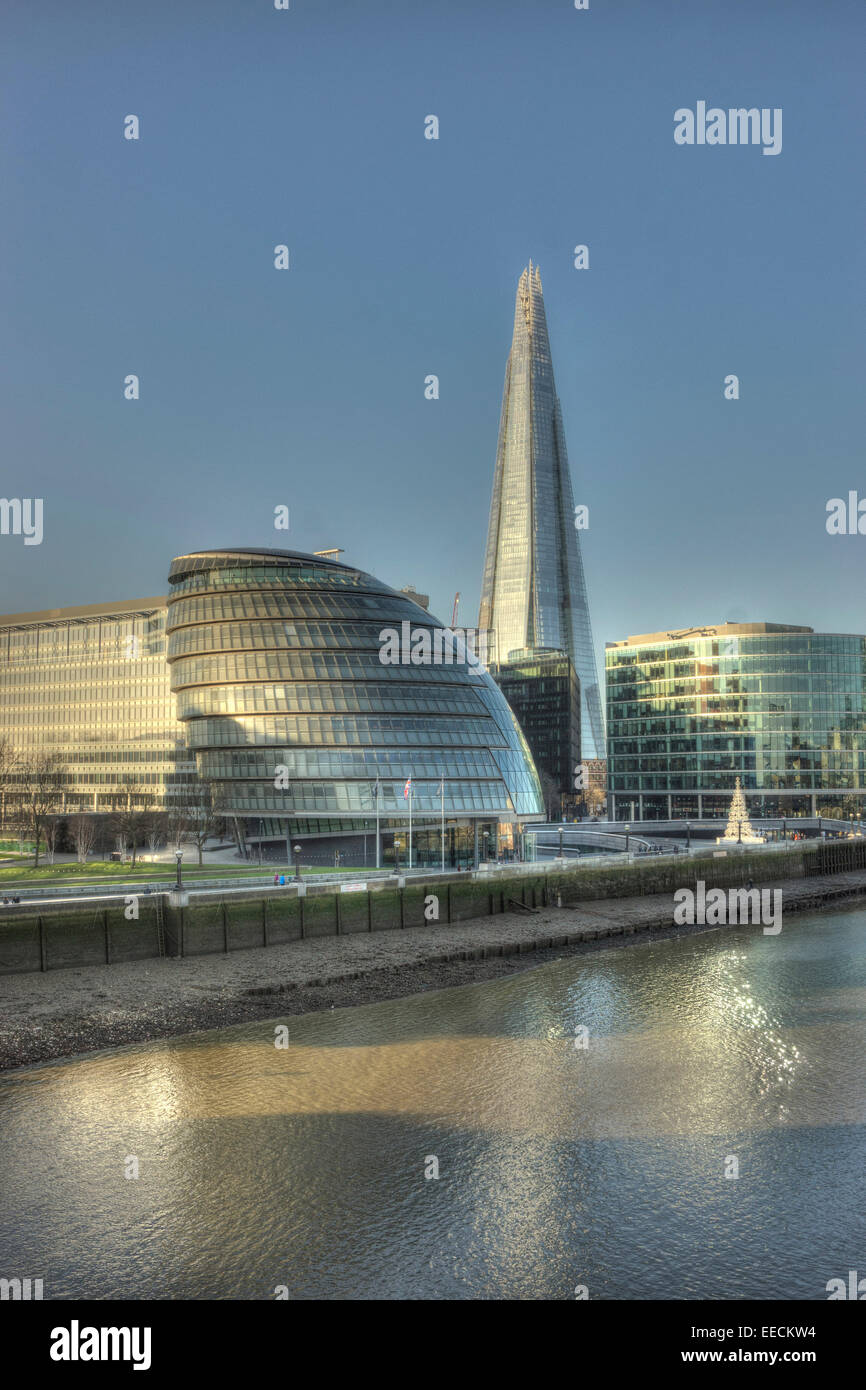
left=479, top=264, right=605, bottom=760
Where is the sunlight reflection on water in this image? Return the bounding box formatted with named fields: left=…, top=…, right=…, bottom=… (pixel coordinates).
left=1, top=909, right=864, bottom=1299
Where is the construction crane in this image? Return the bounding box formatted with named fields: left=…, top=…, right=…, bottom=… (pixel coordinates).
left=451, top=592, right=460, bottom=626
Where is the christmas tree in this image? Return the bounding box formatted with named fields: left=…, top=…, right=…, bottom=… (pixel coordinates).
left=719, top=777, right=763, bottom=842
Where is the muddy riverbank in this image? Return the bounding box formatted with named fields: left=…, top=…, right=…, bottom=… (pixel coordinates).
left=2, top=867, right=865, bottom=1071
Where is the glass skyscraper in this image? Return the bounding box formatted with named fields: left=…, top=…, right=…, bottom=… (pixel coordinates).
left=491, top=648, right=581, bottom=817
left=479, top=263, right=605, bottom=760
left=606, top=622, right=866, bottom=820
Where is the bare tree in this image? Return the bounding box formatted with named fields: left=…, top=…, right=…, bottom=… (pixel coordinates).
left=0, top=737, right=17, bottom=837
left=18, top=753, right=67, bottom=867
left=537, top=767, right=561, bottom=824
left=70, top=813, right=97, bottom=864
left=109, top=777, right=155, bottom=867
left=9, top=801, right=30, bottom=853
left=584, top=758, right=608, bottom=818
left=173, top=779, right=225, bottom=865
left=44, top=815, right=63, bottom=864
left=145, top=811, right=167, bottom=860
left=165, top=800, right=189, bottom=853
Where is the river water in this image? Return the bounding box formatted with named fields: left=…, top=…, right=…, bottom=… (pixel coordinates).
left=1, top=907, right=864, bottom=1300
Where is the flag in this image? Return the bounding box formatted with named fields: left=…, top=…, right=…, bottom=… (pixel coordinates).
left=403, top=776, right=411, bottom=798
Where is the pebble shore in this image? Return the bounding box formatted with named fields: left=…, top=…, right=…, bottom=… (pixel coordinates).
left=2, top=868, right=864, bottom=1072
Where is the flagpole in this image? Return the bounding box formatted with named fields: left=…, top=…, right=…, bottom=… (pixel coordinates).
left=408, top=771, right=413, bottom=871
left=374, top=775, right=380, bottom=870
left=440, top=777, right=445, bottom=872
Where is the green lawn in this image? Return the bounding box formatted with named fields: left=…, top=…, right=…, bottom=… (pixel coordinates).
left=0, top=861, right=237, bottom=880
left=0, top=860, right=382, bottom=885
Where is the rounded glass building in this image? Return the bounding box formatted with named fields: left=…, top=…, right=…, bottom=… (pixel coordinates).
left=166, top=549, right=544, bottom=866
left=606, top=622, right=866, bottom=820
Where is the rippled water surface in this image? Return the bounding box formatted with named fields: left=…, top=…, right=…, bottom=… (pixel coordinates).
left=2, top=909, right=865, bottom=1299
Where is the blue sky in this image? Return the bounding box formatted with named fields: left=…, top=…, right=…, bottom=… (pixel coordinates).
left=2, top=0, right=863, bottom=685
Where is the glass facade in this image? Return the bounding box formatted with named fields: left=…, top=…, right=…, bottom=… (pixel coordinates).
left=478, top=263, right=605, bottom=760
left=492, top=648, right=581, bottom=810
left=0, top=598, right=194, bottom=818
left=605, top=623, right=866, bottom=820
left=166, top=548, right=545, bottom=841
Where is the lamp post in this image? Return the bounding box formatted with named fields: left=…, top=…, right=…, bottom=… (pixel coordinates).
left=558, top=824, right=564, bottom=861
left=372, top=776, right=380, bottom=869
left=174, top=849, right=183, bottom=892
left=394, top=837, right=401, bottom=874
left=782, top=817, right=787, bottom=847
left=686, top=821, right=691, bottom=851
left=737, top=819, right=742, bottom=845
left=483, top=830, right=490, bottom=862
left=624, top=824, right=630, bottom=855
left=293, top=843, right=302, bottom=883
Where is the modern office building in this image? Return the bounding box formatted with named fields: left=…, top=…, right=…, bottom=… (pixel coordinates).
left=0, top=597, right=194, bottom=822
left=478, top=262, right=605, bottom=760
left=606, top=622, right=866, bottom=820
left=0, top=551, right=546, bottom=865
left=491, top=648, right=580, bottom=818
left=166, top=548, right=544, bottom=864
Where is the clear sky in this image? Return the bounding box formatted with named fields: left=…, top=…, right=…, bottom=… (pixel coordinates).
left=2, top=0, right=863, bottom=688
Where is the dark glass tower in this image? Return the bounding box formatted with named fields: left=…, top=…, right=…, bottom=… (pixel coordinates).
left=492, top=648, right=581, bottom=818
left=479, top=263, right=605, bottom=760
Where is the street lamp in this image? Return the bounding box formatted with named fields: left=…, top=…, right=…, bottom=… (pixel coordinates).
left=483, top=830, right=490, bottom=862
left=737, top=820, right=742, bottom=844
left=293, top=843, right=302, bottom=882
left=558, top=825, right=564, bottom=861
left=394, top=837, right=401, bottom=873
left=686, top=821, right=691, bottom=851
left=174, top=849, right=183, bottom=892
left=624, top=824, right=630, bottom=855
left=782, top=817, right=786, bottom=845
